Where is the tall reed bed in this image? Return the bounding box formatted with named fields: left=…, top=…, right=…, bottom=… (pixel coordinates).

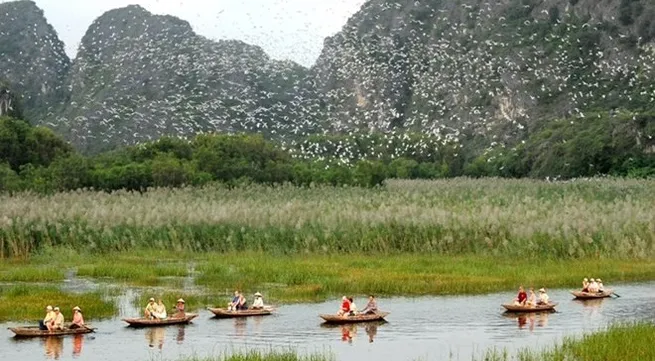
left=1, top=178, right=653, bottom=258
left=477, top=323, right=655, bottom=361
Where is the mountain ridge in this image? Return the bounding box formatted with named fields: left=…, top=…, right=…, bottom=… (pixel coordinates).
left=0, top=0, right=654, bottom=157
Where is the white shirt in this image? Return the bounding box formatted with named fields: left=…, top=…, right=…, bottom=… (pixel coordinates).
left=252, top=297, right=264, bottom=308
left=589, top=282, right=599, bottom=292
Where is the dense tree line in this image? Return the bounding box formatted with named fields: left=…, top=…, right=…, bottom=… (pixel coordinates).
left=0, top=111, right=653, bottom=193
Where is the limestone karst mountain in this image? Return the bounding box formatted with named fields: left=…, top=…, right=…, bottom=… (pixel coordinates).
left=0, top=0, right=654, bottom=157
left=0, top=0, right=70, bottom=121
left=56, top=5, right=322, bottom=153
left=312, top=0, right=655, bottom=146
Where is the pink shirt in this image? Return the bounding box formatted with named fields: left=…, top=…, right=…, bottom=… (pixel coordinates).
left=73, top=312, right=84, bottom=326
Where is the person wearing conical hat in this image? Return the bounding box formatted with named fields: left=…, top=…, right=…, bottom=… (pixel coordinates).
left=537, top=288, right=550, bottom=305
left=71, top=306, right=85, bottom=329
left=252, top=292, right=264, bottom=309
left=597, top=279, right=605, bottom=293
left=174, top=298, right=185, bottom=318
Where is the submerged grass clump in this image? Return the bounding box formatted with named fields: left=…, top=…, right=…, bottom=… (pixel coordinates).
left=478, top=323, right=655, bottom=361
left=178, top=350, right=334, bottom=361
left=0, top=178, right=653, bottom=259
left=0, top=285, right=116, bottom=321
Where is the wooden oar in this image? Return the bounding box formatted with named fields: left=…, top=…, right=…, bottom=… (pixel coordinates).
left=611, top=292, right=621, bottom=298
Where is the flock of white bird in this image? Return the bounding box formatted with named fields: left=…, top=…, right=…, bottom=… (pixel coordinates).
left=0, top=0, right=653, bottom=161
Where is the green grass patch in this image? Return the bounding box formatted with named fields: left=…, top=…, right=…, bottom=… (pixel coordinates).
left=178, top=350, right=334, bottom=361
left=2, top=251, right=655, bottom=306
left=479, top=323, right=655, bottom=361
left=0, top=285, right=116, bottom=322
left=0, top=262, right=65, bottom=282
left=75, top=257, right=188, bottom=286
left=193, top=253, right=655, bottom=302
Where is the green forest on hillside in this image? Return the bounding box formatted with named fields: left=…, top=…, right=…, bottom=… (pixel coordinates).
left=1, top=109, right=653, bottom=193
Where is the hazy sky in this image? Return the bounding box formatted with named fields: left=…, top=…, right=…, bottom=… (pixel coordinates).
left=3, top=0, right=366, bottom=66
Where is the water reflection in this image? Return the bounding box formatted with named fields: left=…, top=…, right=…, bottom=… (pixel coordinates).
left=145, top=327, right=165, bottom=350
left=574, top=298, right=605, bottom=309
left=43, top=337, right=63, bottom=360
left=320, top=321, right=386, bottom=343
left=72, top=334, right=84, bottom=358
left=176, top=325, right=186, bottom=344
left=502, top=311, right=552, bottom=331
left=234, top=318, right=247, bottom=338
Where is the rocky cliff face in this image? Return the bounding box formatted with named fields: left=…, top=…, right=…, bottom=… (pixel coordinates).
left=0, top=0, right=70, bottom=121
left=312, top=0, right=655, bottom=145
left=57, top=5, right=320, bottom=153
left=1, top=0, right=654, bottom=154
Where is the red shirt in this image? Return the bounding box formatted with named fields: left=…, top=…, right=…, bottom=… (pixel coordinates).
left=341, top=299, right=351, bottom=311
left=518, top=292, right=527, bottom=303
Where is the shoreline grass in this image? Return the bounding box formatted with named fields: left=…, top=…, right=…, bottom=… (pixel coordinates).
left=477, top=323, right=655, bottom=361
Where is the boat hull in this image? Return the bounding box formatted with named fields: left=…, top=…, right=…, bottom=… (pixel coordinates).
left=122, top=313, right=198, bottom=327
left=502, top=303, right=558, bottom=313
left=207, top=308, right=272, bottom=318
left=571, top=290, right=613, bottom=299
left=8, top=325, right=94, bottom=338
left=319, top=312, right=390, bottom=324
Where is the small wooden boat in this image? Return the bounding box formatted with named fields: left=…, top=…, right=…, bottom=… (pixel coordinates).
left=502, top=303, right=558, bottom=313
left=571, top=290, right=613, bottom=299
left=8, top=325, right=95, bottom=338
left=122, top=313, right=198, bottom=327
left=207, top=308, right=273, bottom=318
left=319, top=312, right=390, bottom=324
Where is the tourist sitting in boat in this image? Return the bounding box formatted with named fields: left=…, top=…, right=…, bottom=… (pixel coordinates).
left=526, top=288, right=537, bottom=307
left=237, top=292, right=248, bottom=310
left=348, top=297, right=358, bottom=316
left=174, top=298, right=185, bottom=318
left=514, top=286, right=527, bottom=306
left=151, top=299, right=167, bottom=320
left=228, top=291, right=240, bottom=310
left=337, top=296, right=351, bottom=316
left=588, top=279, right=599, bottom=293
left=49, top=307, right=65, bottom=331
left=537, top=288, right=550, bottom=305
left=145, top=298, right=157, bottom=319
left=229, top=291, right=248, bottom=310
left=582, top=278, right=589, bottom=292
left=70, top=306, right=85, bottom=329
left=40, top=305, right=55, bottom=331
left=252, top=292, right=264, bottom=309
left=597, top=279, right=604, bottom=293
left=361, top=295, right=378, bottom=314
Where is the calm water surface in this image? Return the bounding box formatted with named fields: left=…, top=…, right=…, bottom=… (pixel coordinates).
left=2, top=283, right=654, bottom=361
